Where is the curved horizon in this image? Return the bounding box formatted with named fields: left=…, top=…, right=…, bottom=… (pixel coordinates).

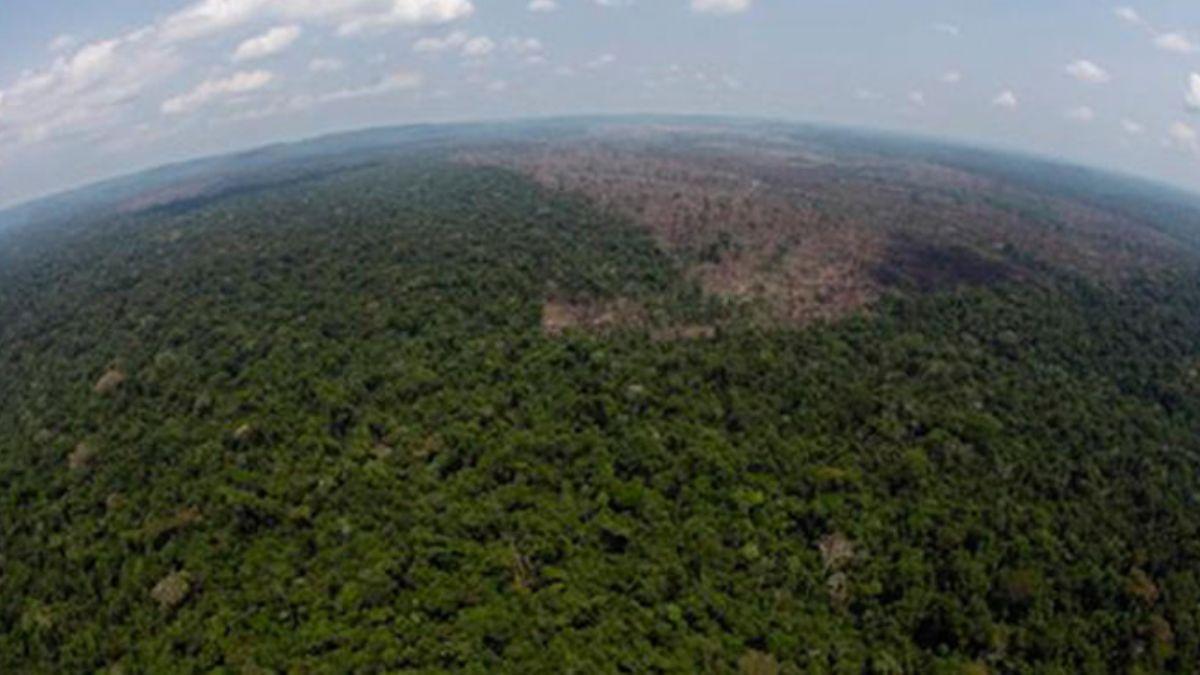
left=5, top=112, right=1200, bottom=220
left=2, top=1, right=1199, bottom=208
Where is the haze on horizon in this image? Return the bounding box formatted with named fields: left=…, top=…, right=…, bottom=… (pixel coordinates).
left=1, top=0, right=1199, bottom=209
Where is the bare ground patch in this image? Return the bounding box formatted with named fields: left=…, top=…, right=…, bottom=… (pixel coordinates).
left=461, top=128, right=1193, bottom=327
left=541, top=297, right=647, bottom=336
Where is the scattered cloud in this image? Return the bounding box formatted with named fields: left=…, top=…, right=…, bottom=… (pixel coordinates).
left=161, top=70, right=274, bottom=115
left=0, top=0, right=481, bottom=156
left=413, top=30, right=469, bottom=53
left=586, top=53, right=617, bottom=69
left=1121, top=119, right=1144, bottom=135
left=0, top=32, right=181, bottom=147
left=505, top=37, right=546, bottom=64
left=232, top=25, right=302, bottom=62
left=159, top=0, right=264, bottom=43
left=1187, top=73, right=1200, bottom=111
left=4, top=0, right=1200, bottom=202
left=308, top=57, right=345, bottom=73
left=932, top=23, right=960, bottom=37
left=640, top=63, right=743, bottom=93
left=1113, top=7, right=1196, bottom=58
left=505, top=37, right=544, bottom=56
left=412, top=31, right=494, bottom=59
left=993, top=90, right=1018, bottom=109
left=48, top=34, right=78, bottom=53
left=318, top=69, right=423, bottom=103
left=1065, top=106, right=1095, bottom=122
left=1065, top=59, right=1110, bottom=84
left=461, top=36, right=496, bottom=58
left=1113, top=6, right=1143, bottom=26
left=160, top=0, right=475, bottom=43
left=231, top=67, right=424, bottom=121
left=1169, top=121, right=1198, bottom=151
left=336, top=0, right=476, bottom=37
left=1154, top=32, right=1197, bottom=54
left=939, top=70, right=962, bottom=85
left=691, top=0, right=752, bottom=15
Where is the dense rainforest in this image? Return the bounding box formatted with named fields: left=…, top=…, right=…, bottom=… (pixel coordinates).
left=2, top=122, right=1200, bottom=673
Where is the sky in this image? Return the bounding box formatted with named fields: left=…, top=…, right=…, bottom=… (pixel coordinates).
left=1, top=0, right=1199, bottom=208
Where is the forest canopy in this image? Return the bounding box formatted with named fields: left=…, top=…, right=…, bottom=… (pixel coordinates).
left=1, top=121, right=1199, bottom=673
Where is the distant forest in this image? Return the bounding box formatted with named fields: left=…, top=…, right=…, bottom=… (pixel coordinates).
left=2, top=122, right=1199, bottom=672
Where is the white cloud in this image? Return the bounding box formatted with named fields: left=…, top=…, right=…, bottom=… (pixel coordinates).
left=1170, top=121, right=1198, bottom=151
left=413, top=31, right=495, bottom=58
left=1114, top=5, right=1199, bottom=56
left=486, top=80, right=509, bottom=93
left=309, top=58, right=345, bottom=73
left=228, top=69, right=422, bottom=121
left=1065, top=59, right=1110, bottom=84
left=509, top=38, right=546, bottom=65
left=1113, top=6, right=1198, bottom=55
left=505, top=37, right=544, bottom=56
left=528, top=0, right=558, bottom=10
left=1186, top=73, right=1200, bottom=111
left=160, top=0, right=475, bottom=43
left=932, top=23, right=960, bottom=37
left=159, top=0, right=267, bottom=43
left=907, top=91, right=926, bottom=107
left=992, top=90, right=1018, bottom=109
left=0, top=33, right=180, bottom=148
left=161, top=70, right=274, bottom=115
left=1065, top=106, right=1095, bottom=122
left=413, top=30, right=469, bottom=53
left=587, top=53, right=617, bottom=69
left=1155, top=32, right=1197, bottom=54
left=461, top=36, right=496, bottom=58
left=318, top=69, right=423, bottom=102
left=1121, top=119, right=1144, bottom=135
left=48, top=34, right=78, bottom=52
left=1113, top=6, right=1143, bottom=26
left=337, top=0, right=475, bottom=36
left=0, top=0, right=478, bottom=150
left=939, top=70, right=962, bottom=85
left=691, top=0, right=752, bottom=15
left=232, top=25, right=301, bottom=62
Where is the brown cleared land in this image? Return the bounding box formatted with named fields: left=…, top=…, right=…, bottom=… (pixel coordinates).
left=460, top=126, right=1193, bottom=326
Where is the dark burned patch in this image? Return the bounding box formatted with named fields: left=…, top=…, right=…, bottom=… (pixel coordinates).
left=874, top=238, right=1017, bottom=293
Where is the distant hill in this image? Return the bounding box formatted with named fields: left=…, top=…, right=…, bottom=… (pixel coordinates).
left=6, top=116, right=1200, bottom=321
left=7, top=115, right=1198, bottom=241
left=0, top=119, right=601, bottom=234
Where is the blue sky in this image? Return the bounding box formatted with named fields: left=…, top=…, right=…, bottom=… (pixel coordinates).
left=1, top=0, right=1198, bottom=207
